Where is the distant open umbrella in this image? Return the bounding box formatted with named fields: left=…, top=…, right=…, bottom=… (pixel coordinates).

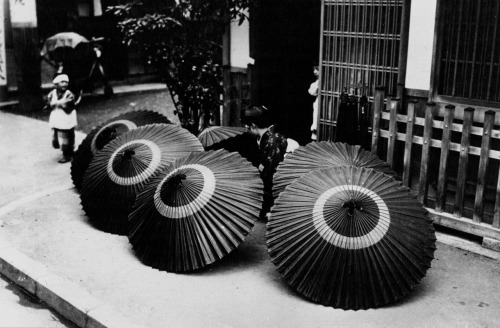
left=129, top=149, right=263, bottom=272
left=40, top=32, right=89, bottom=58
left=267, top=166, right=436, bottom=310
left=71, top=110, right=171, bottom=191
left=273, top=141, right=396, bottom=198
left=80, top=124, right=203, bottom=235
left=198, top=126, right=247, bottom=148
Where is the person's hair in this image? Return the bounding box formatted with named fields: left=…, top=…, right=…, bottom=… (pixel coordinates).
left=241, top=105, right=272, bottom=128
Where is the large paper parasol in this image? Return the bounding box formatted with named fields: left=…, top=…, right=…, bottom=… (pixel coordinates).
left=273, top=141, right=396, bottom=198
left=198, top=126, right=247, bottom=148
left=128, top=149, right=263, bottom=272
left=71, top=110, right=171, bottom=191
left=267, top=166, right=436, bottom=310
left=40, top=32, right=89, bottom=58
left=205, top=132, right=260, bottom=167
left=80, top=124, right=203, bottom=235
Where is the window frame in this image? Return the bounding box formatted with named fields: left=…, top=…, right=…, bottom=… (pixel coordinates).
left=429, top=0, right=500, bottom=107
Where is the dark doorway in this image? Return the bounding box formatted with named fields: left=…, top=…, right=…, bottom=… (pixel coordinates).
left=251, top=0, right=321, bottom=145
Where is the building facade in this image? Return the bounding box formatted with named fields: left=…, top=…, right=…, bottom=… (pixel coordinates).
left=225, top=0, right=500, bottom=245
left=1, top=0, right=155, bottom=100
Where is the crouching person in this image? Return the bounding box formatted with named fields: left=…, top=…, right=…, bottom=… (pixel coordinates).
left=242, top=105, right=287, bottom=221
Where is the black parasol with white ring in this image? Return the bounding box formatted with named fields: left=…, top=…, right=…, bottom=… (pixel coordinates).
left=273, top=141, right=396, bottom=198
left=71, top=110, right=171, bottom=191
left=128, top=149, right=263, bottom=272
left=80, top=123, right=203, bottom=235
left=267, top=166, right=436, bottom=310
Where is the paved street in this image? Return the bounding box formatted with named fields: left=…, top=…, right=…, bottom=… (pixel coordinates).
left=0, top=103, right=499, bottom=327
left=0, top=274, right=76, bottom=328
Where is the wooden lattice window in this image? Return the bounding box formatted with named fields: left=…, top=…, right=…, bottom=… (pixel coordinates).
left=436, top=0, right=500, bottom=104
left=318, top=0, right=406, bottom=141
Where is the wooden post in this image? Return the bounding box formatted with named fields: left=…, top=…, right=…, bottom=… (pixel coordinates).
left=397, top=0, right=411, bottom=100
left=428, top=0, right=444, bottom=102
left=9, top=0, right=41, bottom=112
left=435, top=104, right=455, bottom=212
left=222, top=66, right=231, bottom=126
left=386, top=98, right=399, bottom=167
left=473, top=110, right=495, bottom=223
left=418, top=102, right=436, bottom=204
left=402, top=99, right=418, bottom=187
left=0, top=0, right=8, bottom=100
left=397, top=83, right=405, bottom=103
left=453, top=107, right=475, bottom=218
left=233, top=72, right=243, bottom=127
left=222, top=25, right=231, bottom=126
left=371, top=85, right=385, bottom=155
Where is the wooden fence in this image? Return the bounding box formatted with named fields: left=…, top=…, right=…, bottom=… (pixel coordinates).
left=371, top=87, right=500, bottom=245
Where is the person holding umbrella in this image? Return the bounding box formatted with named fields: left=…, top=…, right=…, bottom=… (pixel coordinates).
left=242, top=105, right=288, bottom=221
left=46, top=74, right=77, bottom=163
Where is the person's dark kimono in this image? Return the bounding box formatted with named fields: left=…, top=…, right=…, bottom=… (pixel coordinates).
left=258, top=125, right=288, bottom=217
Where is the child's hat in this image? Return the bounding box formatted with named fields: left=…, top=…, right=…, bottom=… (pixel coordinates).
left=53, top=74, right=69, bottom=84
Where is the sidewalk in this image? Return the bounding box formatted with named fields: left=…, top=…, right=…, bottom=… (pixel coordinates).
left=0, top=110, right=499, bottom=328
left=1, top=83, right=168, bottom=110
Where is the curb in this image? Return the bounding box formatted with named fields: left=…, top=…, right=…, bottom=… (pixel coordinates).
left=0, top=240, right=144, bottom=328
left=436, top=231, right=500, bottom=261
left=0, top=188, right=145, bottom=328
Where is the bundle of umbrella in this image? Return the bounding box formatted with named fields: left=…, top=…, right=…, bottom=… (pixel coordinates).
left=268, top=141, right=436, bottom=310
left=73, top=117, right=436, bottom=310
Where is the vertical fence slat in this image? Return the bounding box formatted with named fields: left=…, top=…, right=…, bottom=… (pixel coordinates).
left=418, top=102, right=436, bottom=204
left=386, top=98, right=400, bottom=167
left=402, top=99, right=417, bottom=187
left=435, top=105, right=455, bottom=212
left=453, top=107, right=475, bottom=218
left=371, top=86, right=385, bottom=155
left=473, top=110, right=495, bottom=223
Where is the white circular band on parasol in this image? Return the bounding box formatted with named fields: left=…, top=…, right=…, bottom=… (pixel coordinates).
left=106, top=139, right=161, bottom=186
left=154, top=164, right=216, bottom=219
left=312, top=185, right=390, bottom=250
left=91, top=120, right=138, bottom=155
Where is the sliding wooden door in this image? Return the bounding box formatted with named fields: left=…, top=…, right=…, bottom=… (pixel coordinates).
left=318, top=0, right=410, bottom=142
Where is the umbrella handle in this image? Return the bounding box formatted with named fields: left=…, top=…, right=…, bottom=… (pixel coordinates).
left=90, top=37, right=105, bottom=43
left=342, top=200, right=364, bottom=216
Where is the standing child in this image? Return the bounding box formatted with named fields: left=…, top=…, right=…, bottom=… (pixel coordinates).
left=308, top=65, right=319, bottom=141
left=241, top=105, right=288, bottom=221
left=47, top=74, right=77, bottom=163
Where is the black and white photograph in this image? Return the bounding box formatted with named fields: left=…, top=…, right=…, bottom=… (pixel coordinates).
left=0, top=0, right=499, bottom=327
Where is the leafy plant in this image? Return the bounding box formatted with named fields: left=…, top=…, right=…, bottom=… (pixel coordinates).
left=108, top=1, right=250, bottom=134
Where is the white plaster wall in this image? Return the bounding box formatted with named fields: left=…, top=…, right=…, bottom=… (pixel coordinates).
left=93, top=0, right=103, bottom=16
left=229, top=16, right=253, bottom=69
left=405, top=0, right=437, bottom=90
